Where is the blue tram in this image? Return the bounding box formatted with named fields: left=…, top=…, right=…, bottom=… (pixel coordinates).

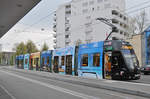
left=16, top=55, right=24, bottom=69
left=78, top=41, right=104, bottom=79
left=16, top=40, right=141, bottom=80
left=40, top=50, right=52, bottom=72
left=24, top=54, right=30, bottom=70
left=52, top=46, right=76, bottom=75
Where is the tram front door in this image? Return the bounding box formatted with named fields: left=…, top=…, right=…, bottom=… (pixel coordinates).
left=53, top=56, right=59, bottom=73
left=104, top=52, right=112, bottom=80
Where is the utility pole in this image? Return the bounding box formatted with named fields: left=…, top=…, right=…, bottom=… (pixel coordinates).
left=96, top=18, right=118, bottom=40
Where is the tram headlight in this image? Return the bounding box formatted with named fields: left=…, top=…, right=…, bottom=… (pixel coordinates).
left=120, top=71, right=124, bottom=76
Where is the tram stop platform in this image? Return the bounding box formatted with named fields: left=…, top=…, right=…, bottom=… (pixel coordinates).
left=2, top=66, right=150, bottom=98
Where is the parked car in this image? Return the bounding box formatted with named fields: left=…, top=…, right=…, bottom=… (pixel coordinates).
left=141, top=65, right=150, bottom=75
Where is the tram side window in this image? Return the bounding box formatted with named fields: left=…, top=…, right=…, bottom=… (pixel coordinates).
left=17, top=59, right=19, bottom=65
left=42, top=58, right=45, bottom=65
left=36, top=58, right=39, bottom=66
left=25, top=59, right=28, bottom=64
left=19, top=60, right=23, bottom=66
left=34, top=58, right=36, bottom=65
left=81, top=54, right=88, bottom=66
left=47, top=56, right=50, bottom=65
left=61, top=56, right=65, bottom=66
left=93, top=53, right=100, bottom=67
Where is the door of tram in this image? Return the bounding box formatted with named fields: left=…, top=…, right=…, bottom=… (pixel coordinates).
left=36, top=58, right=39, bottom=71
left=66, top=55, right=72, bottom=75
left=30, top=59, right=33, bottom=70
left=53, top=56, right=59, bottom=73
left=104, top=52, right=112, bottom=79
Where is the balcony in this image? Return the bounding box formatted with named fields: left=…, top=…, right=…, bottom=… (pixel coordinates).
left=53, top=34, right=57, bottom=38
left=65, top=38, right=71, bottom=43
left=112, top=14, right=128, bottom=25
left=65, top=31, right=70, bottom=35
left=65, top=11, right=71, bottom=17
left=53, top=27, right=57, bottom=32
left=53, top=17, right=57, bottom=21
left=65, top=27, right=70, bottom=31
left=65, top=7, right=71, bottom=12
left=53, top=39, right=57, bottom=43
left=53, top=44, right=57, bottom=49
left=65, top=23, right=70, bottom=28
left=53, top=22, right=56, bottom=26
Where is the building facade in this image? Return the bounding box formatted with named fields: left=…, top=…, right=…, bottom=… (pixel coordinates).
left=53, top=0, right=132, bottom=49
left=127, top=34, right=143, bottom=67
left=0, top=51, right=16, bottom=66
left=0, top=44, right=2, bottom=52
left=127, top=26, right=150, bottom=67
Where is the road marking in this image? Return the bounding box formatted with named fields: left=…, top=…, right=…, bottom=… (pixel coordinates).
left=103, top=80, right=118, bottom=83
left=0, top=85, right=16, bottom=99
left=0, top=70, right=100, bottom=99
left=106, top=93, right=133, bottom=99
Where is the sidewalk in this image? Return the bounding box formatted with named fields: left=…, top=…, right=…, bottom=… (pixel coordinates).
left=3, top=66, right=150, bottom=98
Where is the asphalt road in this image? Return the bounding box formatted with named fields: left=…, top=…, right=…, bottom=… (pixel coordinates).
left=127, top=73, right=150, bottom=84
left=0, top=68, right=148, bottom=99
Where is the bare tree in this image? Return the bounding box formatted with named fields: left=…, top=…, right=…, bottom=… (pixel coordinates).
left=129, top=18, right=137, bottom=34
left=134, top=10, right=150, bottom=34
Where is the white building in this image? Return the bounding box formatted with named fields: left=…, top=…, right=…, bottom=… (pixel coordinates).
left=0, top=44, right=2, bottom=52
left=53, top=0, right=132, bottom=49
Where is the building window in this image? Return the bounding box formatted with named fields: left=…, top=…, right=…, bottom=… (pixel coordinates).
left=66, top=5, right=71, bottom=8
left=65, top=42, right=69, bottom=45
left=93, top=53, right=100, bottom=67
left=61, top=56, right=65, bottom=66
left=124, top=24, right=127, bottom=28
left=89, top=1, right=94, bottom=5
left=124, top=32, right=127, bottom=36
left=66, top=10, right=71, bottom=14
left=97, top=0, right=103, bottom=3
left=112, top=10, right=118, bottom=16
left=83, top=9, right=88, bottom=13
left=120, top=14, right=123, bottom=18
left=104, top=3, right=111, bottom=9
left=92, top=8, right=95, bottom=11
left=81, top=54, right=88, bottom=66
left=86, top=16, right=91, bottom=20
left=97, top=6, right=100, bottom=10
left=65, top=27, right=70, bottom=31
left=112, top=19, right=119, bottom=24
left=124, top=16, right=127, bottom=21
left=120, top=31, right=123, bottom=34
left=120, top=23, right=123, bottom=27
left=65, top=35, right=69, bottom=38
left=82, top=2, right=88, bottom=7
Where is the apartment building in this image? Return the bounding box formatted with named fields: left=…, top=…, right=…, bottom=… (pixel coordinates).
left=53, top=0, right=132, bottom=49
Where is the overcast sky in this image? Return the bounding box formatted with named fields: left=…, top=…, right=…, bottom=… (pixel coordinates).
left=0, top=0, right=150, bottom=51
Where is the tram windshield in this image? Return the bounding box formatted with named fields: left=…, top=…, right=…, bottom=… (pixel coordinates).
left=121, top=49, right=139, bottom=69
